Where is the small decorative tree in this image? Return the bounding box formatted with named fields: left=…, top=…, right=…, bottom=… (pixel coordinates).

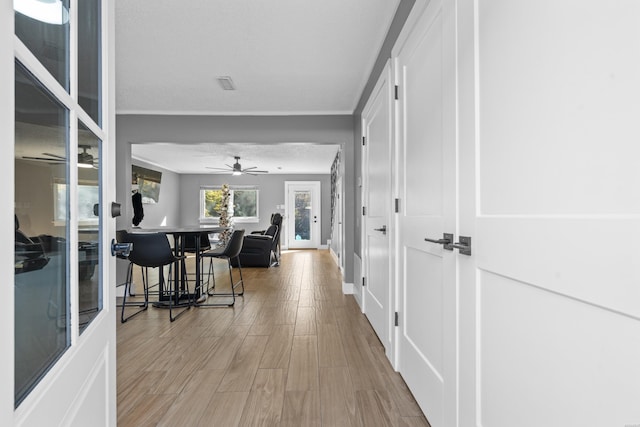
left=217, top=183, right=233, bottom=245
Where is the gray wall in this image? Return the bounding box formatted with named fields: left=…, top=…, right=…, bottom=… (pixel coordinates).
left=116, top=114, right=355, bottom=280
left=115, top=0, right=417, bottom=281
left=131, top=159, right=181, bottom=228
left=179, top=173, right=331, bottom=244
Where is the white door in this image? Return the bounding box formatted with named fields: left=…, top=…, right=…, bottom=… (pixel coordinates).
left=394, top=0, right=457, bottom=426
left=285, top=181, right=321, bottom=249
left=362, top=60, right=394, bottom=360
left=458, top=2, right=640, bottom=426
left=4, top=1, right=117, bottom=425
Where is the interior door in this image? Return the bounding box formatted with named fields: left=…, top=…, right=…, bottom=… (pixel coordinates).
left=286, top=181, right=321, bottom=249
left=362, top=60, right=394, bottom=360
left=8, top=1, right=117, bottom=425
left=458, top=2, right=640, bottom=426
left=395, top=0, right=457, bottom=426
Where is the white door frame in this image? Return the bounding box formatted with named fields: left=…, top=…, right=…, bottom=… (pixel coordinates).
left=284, top=181, right=321, bottom=249
left=0, top=1, right=15, bottom=423
left=361, top=59, right=395, bottom=364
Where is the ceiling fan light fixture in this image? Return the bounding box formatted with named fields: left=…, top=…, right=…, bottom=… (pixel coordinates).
left=232, top=170, right=242, bottom=176
left=216, top=76, right=236, bottom=91
left=14, top=0, right=70, bottom=25
left=78, top=146, right=94, bottom=168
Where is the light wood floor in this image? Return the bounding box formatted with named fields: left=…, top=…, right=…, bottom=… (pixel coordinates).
left=116, top=249, right=429, bottom=427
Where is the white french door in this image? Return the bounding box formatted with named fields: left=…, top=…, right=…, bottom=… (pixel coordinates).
left=285, top=181, right=321, bottom=249
left=3, top=1, right=117, bottom=425
left=362, top=60, right=394, bottom=361
left=394, top=1, right=457, bottom=426
left=457, top=1, right=640, bottom=426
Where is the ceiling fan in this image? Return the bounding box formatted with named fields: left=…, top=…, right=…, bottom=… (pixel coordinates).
left=206, top=156, right=268, bottom=176
left=22, top=145, right=98, bottom=168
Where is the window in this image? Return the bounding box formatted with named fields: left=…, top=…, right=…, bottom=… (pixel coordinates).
left=200, top=186, right=259, bottom=223
left=54, top=182, right=100, bottom=227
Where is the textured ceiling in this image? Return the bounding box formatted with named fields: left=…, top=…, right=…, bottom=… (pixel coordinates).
left=115, top=0, right=401, bottom=115
left=132, top=142, right=340, bottom=175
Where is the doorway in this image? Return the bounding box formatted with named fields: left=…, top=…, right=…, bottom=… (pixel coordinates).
left=285, top=181, right=321, bottom=249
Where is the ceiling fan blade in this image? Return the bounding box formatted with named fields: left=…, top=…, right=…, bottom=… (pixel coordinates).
left=245, top=170, right=268, bottom=174
left=206, top=167, right=232, bottom=171
left=22, top=156, right=65, bottom=162
left=42, top=152, right=66, bottom=159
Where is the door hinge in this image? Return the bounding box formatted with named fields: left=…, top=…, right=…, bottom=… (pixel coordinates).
left=362, top=136, right=366, bottom=146
left=362, top=206, right=366, bottom=216
left=362, top=277, right=366, bottom=287
left=394, top=85, right=399, bottom=100
left=394, top=198, right=400, bottom=213
left=394, top=312, right=399, bottom=327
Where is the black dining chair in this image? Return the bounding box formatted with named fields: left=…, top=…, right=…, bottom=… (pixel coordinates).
left=118, top=231, right=191, bottom=322
left=198, top=229, right=245, bottom=307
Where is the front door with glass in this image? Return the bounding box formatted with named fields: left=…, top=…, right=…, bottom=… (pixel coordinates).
left=285, top=181, right=321, bottom=249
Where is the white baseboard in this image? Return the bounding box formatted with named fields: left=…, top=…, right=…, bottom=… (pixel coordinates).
left=353, top=253, right=363, bottom=309
left=319, top=244, right=328, bottom=250
left=329, top=247, right=340, bottom=267
left=342, top=281, right=354, bottom=294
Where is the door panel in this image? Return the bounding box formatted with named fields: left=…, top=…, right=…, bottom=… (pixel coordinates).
left=395, top=0, right=457, bottom=426
left=479, top=271, right=640, bottom=427
left=362, top=61, right=393, bottom=357
left=458, top=1, right=640, bottom=425
left=10, top=0, right=117, bottom=424
left=404, top=247, right=442, bottom=374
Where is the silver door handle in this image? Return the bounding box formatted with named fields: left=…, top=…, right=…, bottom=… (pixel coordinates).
left=374, top=225, right=387, bottom=235
left=425, top=233, right=454, bottom=250
left=451, top=236, right=471, bottom=256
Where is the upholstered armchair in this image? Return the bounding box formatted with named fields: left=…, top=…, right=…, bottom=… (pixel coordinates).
left=232, top=213, right=282, bottom=267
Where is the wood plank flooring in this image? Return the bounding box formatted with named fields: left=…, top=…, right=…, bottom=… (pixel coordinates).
left=117, top=249, right=429, bottom=427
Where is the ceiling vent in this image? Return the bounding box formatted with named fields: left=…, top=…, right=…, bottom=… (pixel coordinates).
left=216, top=76, right=236, bottom=91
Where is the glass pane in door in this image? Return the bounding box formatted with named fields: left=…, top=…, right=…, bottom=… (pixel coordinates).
left=78, top=0, right=102, bottom=125
left=14, top=61, right=70, bottom=406
left=78, top=122, right=102, bottom=333
left=294, top=191, right=312, bottom=241
left=14, top=0, right=70, bottom=92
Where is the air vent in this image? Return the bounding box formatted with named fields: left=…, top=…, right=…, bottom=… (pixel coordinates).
left=216, top=76, right=236, bottom=91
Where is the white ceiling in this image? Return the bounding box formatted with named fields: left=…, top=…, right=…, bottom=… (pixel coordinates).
left=115, top=0, right=401, bottom=115
left=132, top=142, right=340, bottom=175
left=116, top=0, right=400, bottom=173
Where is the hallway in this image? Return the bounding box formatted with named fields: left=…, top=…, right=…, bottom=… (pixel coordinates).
left=116, top=249, right=428, bottom=426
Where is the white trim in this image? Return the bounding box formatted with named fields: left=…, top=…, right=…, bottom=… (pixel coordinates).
left=116, top=109, right=354, bottom=116
left=1, top=0, right=15, bottom=421
left=284, top=181, right=322, bottom=249
left=329, top=246, right=340, bottom=268
left=352, top=253, right=363, bottom=310
left=342, top=282, right=354, bottom=295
